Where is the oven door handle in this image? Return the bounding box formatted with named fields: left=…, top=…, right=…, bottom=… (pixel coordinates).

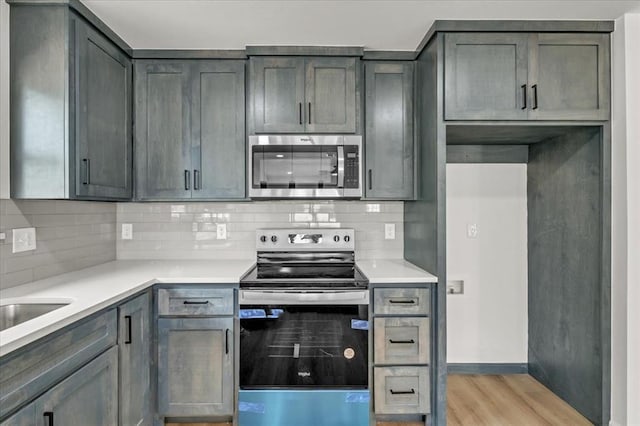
left=337, top=145, right=345, bottom=189
left=240, top=290, right=369, bottom=305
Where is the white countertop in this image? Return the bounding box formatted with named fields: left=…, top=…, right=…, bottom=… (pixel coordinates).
left=0, top=258, right=436, bottom=357
left=357, top=259, right=438, bottom=284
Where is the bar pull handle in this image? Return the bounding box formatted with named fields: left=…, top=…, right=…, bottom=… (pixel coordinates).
left=225, top=328, right=230, bottom=354
left=193, top=170, right=199, bottom=190
left=389, top=339, right=415, bottom=344
left=299, top=102, right=303, bottom=125
left=521, top=84, right=527, bottom=110
left=390, top=389, right=415, bottom=395
left=82, top=158, right=90, bottom=185
left=308, top=102, right=312, bottom=125
left=184, top=170, right=190, bottom=191
left=532, top=84, right=538, bottom=110
left=368, top=169, right=372, bottom=190
left=44, top=412, right=54, bottom=426
left=183, top=300, right=209, bottom=305
left=124, top=315, right=132, bottom=344
left=389, top=299, right=416, bottom=304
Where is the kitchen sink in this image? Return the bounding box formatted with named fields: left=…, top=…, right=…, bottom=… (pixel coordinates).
left=0, top=303, right=70, bottom=332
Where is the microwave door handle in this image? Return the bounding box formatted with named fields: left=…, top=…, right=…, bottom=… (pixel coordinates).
left=337, top=146, right=345, bottom=188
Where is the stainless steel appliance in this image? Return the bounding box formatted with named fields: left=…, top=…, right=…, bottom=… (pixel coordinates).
left=248, top=135, right=362, bottom=199
left=238, top=229, right=370, bottom=426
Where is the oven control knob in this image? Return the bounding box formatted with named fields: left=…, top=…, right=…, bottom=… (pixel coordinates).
left=344, top=235, right=351, bottom=243
left=259, top=235, right=267, bottom=243
left=333, top=235, right=340, bottom=242
left=271, top=235, right=278, bottom=243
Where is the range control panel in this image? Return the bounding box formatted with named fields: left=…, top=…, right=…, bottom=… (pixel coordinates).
left=256, top=229, right=355, bottom=251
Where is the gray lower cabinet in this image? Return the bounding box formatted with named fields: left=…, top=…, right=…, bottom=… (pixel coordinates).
left=157, top=317, right=234, bottom=417
left=10, top=5, right=132, bottom=200
left=118, top=293, right=151, bottom=426
left=135, top=60, right=246, bottom=200
left=1, top=347, right=119, bottom=426
left=251, top=56, right=358, bottom=133
left=444, top=32, right=609, bottom=121
left=364, top=62, right=414, bottom=199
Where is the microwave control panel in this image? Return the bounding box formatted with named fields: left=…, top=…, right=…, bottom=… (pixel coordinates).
left=344, top=145, right=360, bottom=189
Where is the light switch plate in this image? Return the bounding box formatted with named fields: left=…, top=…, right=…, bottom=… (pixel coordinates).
left=121, top=223, right=133, bottom=240
left=12, top=227, right=36, bottom=253
left=216, top=223, right=227, bottom=240
left=384, top=223, right=396, bottom=240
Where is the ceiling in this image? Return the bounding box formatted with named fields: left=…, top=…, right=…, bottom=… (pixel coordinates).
left=81, top=0, right=640, bottom=50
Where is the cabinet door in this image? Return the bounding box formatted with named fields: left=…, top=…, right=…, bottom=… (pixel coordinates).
left=157, top=318, right=233, bottom=417
left=528, top=33, right=609, bottom=120
left=365, top=62, right=414, bottom=199
left=74, top=18, right=132, bottom=199
left=191, top=61, right=246, bottom=199
left=252, top=57, right=305, bottom=133
left=305, top=57, right=357, bottom=133
left=35, top=347, right=118, bottom=426
left=119, top=293, right=151, bottom=426
left=134, top=61, right=192, bottom=200
left=444, top=33, right=529, bottom=120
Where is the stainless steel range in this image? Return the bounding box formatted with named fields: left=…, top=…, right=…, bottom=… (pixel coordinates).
left=238, top=229, right=370, bottom=426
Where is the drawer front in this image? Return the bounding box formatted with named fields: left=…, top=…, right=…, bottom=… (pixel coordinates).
left=374, top=367, right=430, bottom=414
left=374, top=317, right=430, bottom=365
left=373, top=288, right=430, bottom=315
left=157, top=288, right=234, bottom=316
left=0, top=310, right=117, bottom=420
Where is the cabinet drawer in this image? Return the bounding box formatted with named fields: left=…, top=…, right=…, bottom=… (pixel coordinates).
left=374, top=367, right=430, bottom=414
left=374, top=317, right=429, bottom=365
left=157, top=288, right=234, bottom=316
left=373, top=288, right=430, bottom=315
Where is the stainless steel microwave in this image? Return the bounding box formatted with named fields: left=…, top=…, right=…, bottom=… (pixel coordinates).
left=248, top=135, right=362, bottom=199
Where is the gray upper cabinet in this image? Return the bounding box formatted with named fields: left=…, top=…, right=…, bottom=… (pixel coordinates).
left=118, top=293, right=151, bottom=426
left=528, top=33, right=610, bottom=120
left=251, top=56, right=358, bottom=133
left=444, top=32, right=609, bottom=121
left=10, top=6, right=132, bottom=200
left=135, top=60, right=246, bottom=200
left=444, top=33, right=529, bottom=120
left=364, top=62, right=414, bottom=199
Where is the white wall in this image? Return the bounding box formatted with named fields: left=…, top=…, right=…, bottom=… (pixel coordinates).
left=611, top=12, right=640, bottom=426
left=446, top=164, right=528, bottom=363
left=1, top=0, right=9, bottom=199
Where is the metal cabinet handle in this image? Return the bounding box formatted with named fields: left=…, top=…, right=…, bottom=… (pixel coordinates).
left=368, top=169, right=372, bottom=190
left=532, top=84, right=538, bottom=110
left=521, top=84, right=527, bottom=110
left=193, top=170, right=200, bottom=190
left=184, top=170, right=190, bottom=191
left=389, top=299, right=416, bottom=304
left=389, top=339, right=415, bottom=344
left=308, top=102, right=312, bottom=125
left=390, top=389, right=415, bottom=395
left=124, top=315, right=132, bottom=344
left=44, top=412, right=54, bottom=426
left=82, top=158, right=90, bottom=185
left=183, top=300, right=209, bottom=305
left=225, top=328, right=229, bottom=354
left=298, top=102, right=303, bottom=125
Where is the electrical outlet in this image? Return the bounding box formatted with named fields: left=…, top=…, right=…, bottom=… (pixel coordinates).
left=0, top=232, right=6, bottom=241
left=216, top=223, right=227, bottom=240
left=384, top=223, right=396, bottom=240
left=447, top=280, right=465, bottom=295
left=121, top=223, right=133, bottom=240
left=467, top=223, right=478, bottom=239
left=12, top=227, right=36, bottom=253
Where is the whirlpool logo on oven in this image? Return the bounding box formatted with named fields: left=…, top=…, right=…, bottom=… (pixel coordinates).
left=298, top=371, right=311, bottom=378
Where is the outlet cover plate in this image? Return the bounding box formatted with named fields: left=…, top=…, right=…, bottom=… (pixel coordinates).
left=216, top=223, right=227, bottom=240
left=384, top=223, right=396, bottom=240
left=12, top=227, right=37, bottom=253
left=122, top=223, right=133, bottom=240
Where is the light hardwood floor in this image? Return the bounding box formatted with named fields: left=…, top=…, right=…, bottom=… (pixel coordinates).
left=447, top=374, right=592, bottom=425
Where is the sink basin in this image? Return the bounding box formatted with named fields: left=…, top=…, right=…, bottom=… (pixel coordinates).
left=0, top=303, right=69, bottom=332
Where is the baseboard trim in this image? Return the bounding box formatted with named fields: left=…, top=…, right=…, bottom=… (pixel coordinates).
left=447, top=363, right=529, bottom=374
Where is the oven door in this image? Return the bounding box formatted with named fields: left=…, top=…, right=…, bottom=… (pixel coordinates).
left=239, top=290, right=369, bottom=389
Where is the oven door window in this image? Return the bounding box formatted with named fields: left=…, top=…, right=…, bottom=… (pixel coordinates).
left=240, top=304, right=368, bottom=388
left=252, top=146, right=338, bottom=189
